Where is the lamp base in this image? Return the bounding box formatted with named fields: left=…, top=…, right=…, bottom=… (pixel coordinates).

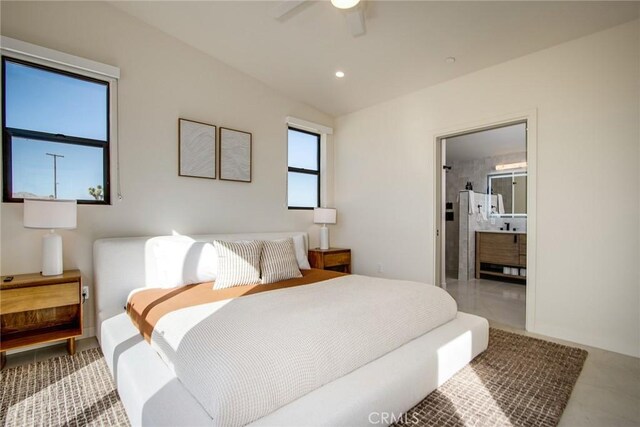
left=319, top=225, right=330, bottom=250
left=41, top=230, right=63, bottom=276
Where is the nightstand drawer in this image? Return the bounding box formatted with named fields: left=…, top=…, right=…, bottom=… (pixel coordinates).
left=1, top=282, right=79, bottom=315
left=323, top=252, right=350, bottom=267
left=308, top=248, right=351, bottom=274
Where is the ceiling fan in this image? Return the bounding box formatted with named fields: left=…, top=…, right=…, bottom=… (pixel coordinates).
left=270, top=0, right=366, bottom=37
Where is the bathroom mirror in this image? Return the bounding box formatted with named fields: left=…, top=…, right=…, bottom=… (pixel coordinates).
left=488, top=172, right=527, bottom=216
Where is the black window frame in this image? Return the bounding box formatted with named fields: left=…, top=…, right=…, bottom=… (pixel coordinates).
left=287, top=126, right=321, bottom=210
left=1, top=56, right=111, bottom=205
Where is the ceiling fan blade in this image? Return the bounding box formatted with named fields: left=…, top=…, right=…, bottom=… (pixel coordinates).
left=345, top=7, right=366, bottom=37
left=270, top=1, right=308, bottom=19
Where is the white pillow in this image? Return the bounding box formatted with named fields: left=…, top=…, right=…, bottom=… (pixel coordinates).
left=292, top=234, right=311, bottom=270
left=149, top=236, right=217, bottom=288
left=261, top=238, right=303, bottom=284
left=213, top=240, right=263, bottom=289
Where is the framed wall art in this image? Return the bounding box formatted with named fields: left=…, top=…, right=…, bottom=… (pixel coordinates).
left=219, top=127, right=252, bottom=182
left=179, top=118, right=216, bottom=179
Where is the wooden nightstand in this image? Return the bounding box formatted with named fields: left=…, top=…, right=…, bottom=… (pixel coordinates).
left=0, top=270, right=83, bottom=369
left=308, top=248, right=351, bottom=274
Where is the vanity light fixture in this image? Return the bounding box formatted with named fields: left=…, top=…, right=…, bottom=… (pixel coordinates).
left=495, top=161, right=527, bottom=171
left=331, top=0, right=360, bottom=9
left=335, top=71, right=345, bottom=78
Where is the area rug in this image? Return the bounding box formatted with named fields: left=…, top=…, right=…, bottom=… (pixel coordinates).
left=0, top=328, right=587, bottom=427
left=0, top=348, right=128, bottom=426
left=394, top=328, right=588, bottom=427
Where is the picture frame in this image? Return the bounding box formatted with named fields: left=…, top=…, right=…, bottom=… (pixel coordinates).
left=178, top=118, right=216, bottom=179
left=219, top=127, right=252, bottom=182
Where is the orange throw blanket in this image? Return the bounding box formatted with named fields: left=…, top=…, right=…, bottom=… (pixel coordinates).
left=127, top=268, right=345, bottom=342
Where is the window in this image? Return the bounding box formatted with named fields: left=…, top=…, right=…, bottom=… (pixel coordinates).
left=2, top=57, right=110, bottom=204
left=287, top=127, right=320, bottom=209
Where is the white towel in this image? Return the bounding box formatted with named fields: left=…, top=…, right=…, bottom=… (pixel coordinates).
left=479, top=197, right=488, bottom=221
left=497, top=194, right=505, bottom=214
left=468, top=191, right=477, bottom=214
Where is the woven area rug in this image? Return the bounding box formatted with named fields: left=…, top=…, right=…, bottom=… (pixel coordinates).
left=0, top=328, right=587, bottom=427
left=394, top=328, right=588, bottom=427
left=0, top=348, right=128, bottom=426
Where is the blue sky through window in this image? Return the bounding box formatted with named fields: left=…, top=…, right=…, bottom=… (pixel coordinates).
left=6, top=61, right=107, bottom=140
left=288, top=129, right=318, bottom=170
left=5, top=59, right=108, bottom=201
left=12, top=137, right=103, bottom=200
left=288, top=172, right=318, bottom=207
left=288, top=128, right=319, bottom=208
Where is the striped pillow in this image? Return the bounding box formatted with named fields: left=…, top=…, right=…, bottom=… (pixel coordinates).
left=261, top=238, right=303, bottom=284
left=213, top=240, right=263, bottom=289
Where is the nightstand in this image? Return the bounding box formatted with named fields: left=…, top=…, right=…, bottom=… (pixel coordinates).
left=308, top=248, right=351, bottom=274
left=0, top=270, right=83, bottom=369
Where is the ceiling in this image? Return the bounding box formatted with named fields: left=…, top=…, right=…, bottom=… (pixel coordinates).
left=110, top=1, right=639, bottom=117
left=446, top=123, right=526, bottom=162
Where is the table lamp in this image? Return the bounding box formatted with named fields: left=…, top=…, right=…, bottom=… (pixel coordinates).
left=24, top=199, right=77, bottom=276
left=313, top=208, right=337, bottom=250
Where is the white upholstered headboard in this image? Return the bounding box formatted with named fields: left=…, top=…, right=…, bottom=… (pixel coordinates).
left=93, top=231, right=309, bottom=341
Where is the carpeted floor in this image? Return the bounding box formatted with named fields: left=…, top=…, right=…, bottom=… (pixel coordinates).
left=0, top=328, right=587, bottom=427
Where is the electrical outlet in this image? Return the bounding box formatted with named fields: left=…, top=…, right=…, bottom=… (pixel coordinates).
left=377, top=263, right=384, bottom=273
left=82, top=286, right=89, bottom=300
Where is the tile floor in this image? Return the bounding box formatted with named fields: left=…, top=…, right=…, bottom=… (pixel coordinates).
left=444, top=275, right=526, bottom=329
left=3, top=324, right=639, bottom=427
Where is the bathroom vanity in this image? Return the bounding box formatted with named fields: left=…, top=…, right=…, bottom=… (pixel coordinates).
left=475, top=231, right=526, bottom=282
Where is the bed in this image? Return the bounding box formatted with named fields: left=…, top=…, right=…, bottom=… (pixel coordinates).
left=94, top=231, right=488, bottom=426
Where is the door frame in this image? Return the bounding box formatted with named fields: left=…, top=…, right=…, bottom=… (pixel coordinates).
left=432, top=109, right=538, bottom=332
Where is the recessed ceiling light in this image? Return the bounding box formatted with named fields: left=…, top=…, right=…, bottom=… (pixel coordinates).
left=331, top=0, right=360, bottom=10
left=335, top=71, right=345, bottom=78
left=445, top=57, right=456, bottom=64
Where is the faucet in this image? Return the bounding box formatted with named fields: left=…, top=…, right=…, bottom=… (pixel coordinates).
left=504, top=222, right=511, bottom=231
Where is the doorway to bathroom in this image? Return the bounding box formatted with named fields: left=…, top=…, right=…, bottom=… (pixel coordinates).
left=436, top=121, right=528, bottom=330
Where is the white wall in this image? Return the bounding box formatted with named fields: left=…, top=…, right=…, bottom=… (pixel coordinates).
left=333, top=20, right=640, bottom=357
left=0, top=1, right=334, bottom=338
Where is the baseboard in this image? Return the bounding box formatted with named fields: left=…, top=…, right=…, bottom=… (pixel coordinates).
left=531, top=323, right=638, bottom=358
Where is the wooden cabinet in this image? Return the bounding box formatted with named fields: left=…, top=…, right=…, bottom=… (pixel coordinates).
left=308, top=248, right=351, bottom=274
left=475, top=232, right=526, bottom=281
left=0, top=270, right=83, bottom=369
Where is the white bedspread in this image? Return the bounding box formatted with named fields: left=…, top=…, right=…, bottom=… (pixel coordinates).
left=148, top=274, right=457, bottom=426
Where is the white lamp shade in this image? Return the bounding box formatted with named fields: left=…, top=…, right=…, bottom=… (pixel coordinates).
left=314, top=208, right=337, bottom=225
left=24, top=199, right=77, bottom=229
